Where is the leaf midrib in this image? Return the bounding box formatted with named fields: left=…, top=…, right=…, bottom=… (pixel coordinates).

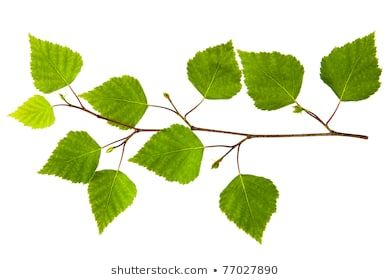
left=203, top=48, right=231, bottom=98
left=138, top=146, right=204, bottom=158
left=88, top=96, right=147, bottom=106
left=262, top=70, right=296, bottom=102
left=64, top=147, right=101, bottom=163
left=339, top=54, right=362, bottom=100
left=42, top=45, right=72, bottom=87
left=104, top=171, right=119, bottom=222
left=204, top=61, right=222, bottom=98
left=239, top=175, right=255, bottom=223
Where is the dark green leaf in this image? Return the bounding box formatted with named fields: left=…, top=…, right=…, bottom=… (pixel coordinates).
left=29, top=35, right=83, bottom=93
left=220, top=174, right=279, bottom=244
left=320, top=33, right=381, bottom=101
left=89, top=170, right=137, bottom=233
left=81, top=75, right=147, bottom=129
left=239, top=51, right=304, bottom=110
left=130, top=124, right=204, bottom=184
left=187, top=41, right=241, bottom=99
left=39, top=131, right=101, bottom=183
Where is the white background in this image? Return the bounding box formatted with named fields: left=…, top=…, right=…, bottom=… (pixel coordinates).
left=1, top=0, right=389, bottom=279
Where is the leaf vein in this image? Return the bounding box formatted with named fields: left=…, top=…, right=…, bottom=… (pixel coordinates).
left=262, top=70, right=296, bottom=102
left=339, top=55, right=362, bottom=100
left=104, top=170, right=119, bottom=220
left=90, top=97, right=147, bottom=106
left=141, top=146, right=204, bottom=158
left=64, top=148, right=101, bottom=163
left=239, top=174, right=255, bottom=223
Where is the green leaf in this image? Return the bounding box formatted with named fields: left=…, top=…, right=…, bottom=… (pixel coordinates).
left=187, top=41, right=242, bottom=99
left=9, top=95, right=55, bottom=128
left=29, top=34, right=83, bottom=93
left=39, top=131, right=101, bottom=183
left=81, top=75, right=147, bottom=128
left=320, top=33, right=381, bottom=101
left=88, top=170, right=137, bottom=233
left=220, top=174, right=279, bottom=244
left=130, top=124, right=204, bottom=184
left=239, top=51, right=304, bottom=110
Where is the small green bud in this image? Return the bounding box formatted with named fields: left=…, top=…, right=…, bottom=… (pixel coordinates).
left=293, top=105, right=304, bottom=113
left=59, top=93, right=67, bottom=102
left=211, top=159, right=221, bottom=169
left=106, top=147, right=114, bottom=153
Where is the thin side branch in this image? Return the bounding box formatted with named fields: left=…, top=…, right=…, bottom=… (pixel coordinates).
left=59, top=94, right=72, bottom=106
left=102, top=134, right=135, bottom=149
left=211, top=137, right=250, bottom=169
left=295, top=101, right=331, bottom=131
left=147, top=104, right=177, bottom=114
left=54, top=103, right=135, bottom=129
left=117, top=141, right=127, bottom=171
left=164, top=93, right=192, bottom=126
left=68, top=85, right=85, bottom=109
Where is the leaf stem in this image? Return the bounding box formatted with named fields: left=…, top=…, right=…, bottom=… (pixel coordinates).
left=211, top=136, right=251, bottom=168
left=236, top=143, right=242, bottom=174
left=117, top=140, right=127, bottom=171
left=147, top=104, right=177, bottom=114
left=185, top=98, right=205, bottom=118
left=68, top=85, right=85, bottom=109
left=102, top=134, right=135, bottom=149
left=204, top=144, right=235, bottom=149
left=163, top=93, right=192, bottom=126
left=295, top=101, right=332, bottom=131
left=326, top=101, right=341, bottom=125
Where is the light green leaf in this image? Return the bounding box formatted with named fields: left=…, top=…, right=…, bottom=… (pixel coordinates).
left=81, top=75, right=147, bottom=129
left=239, top=51, right=304, bottom=110
left=89, top=170, right=137, bottom=233
left=187, top=41, right=241, bottom=99
left=320, top=33, right=381, bottom=101
left=39, top=131, right=101, bottom=183
left=9, top=95, right=55, bottom=128
left=130, top=124, right=204, bottom=184
left=220, top=174, right=279, bottom=244
left=29, top=35, right=83, bottom=93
